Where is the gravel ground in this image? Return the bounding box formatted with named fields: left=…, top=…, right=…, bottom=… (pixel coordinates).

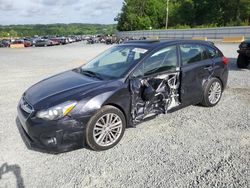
left=0, top=42, right=249, bottom=188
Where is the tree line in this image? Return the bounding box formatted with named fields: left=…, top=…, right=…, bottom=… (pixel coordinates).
left=115, top=0, right=250, bottom=31
left=1, top=0, right=249, bottom=37
left=0, top=24, right=116, bottom=37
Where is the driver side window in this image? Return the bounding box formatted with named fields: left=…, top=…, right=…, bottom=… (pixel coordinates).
left=132, top=45, right=177, bottom=77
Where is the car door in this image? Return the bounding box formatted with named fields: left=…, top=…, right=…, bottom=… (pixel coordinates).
left=129, top=45, right=181, bottom=123
left=179, top=43, right=214, bottom=105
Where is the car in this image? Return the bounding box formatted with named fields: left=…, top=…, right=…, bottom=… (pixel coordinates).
left=24, top=38, right=37, bottom=46
left=17, top=40, right=229, bottom=153
left=5, top=39, right=11, bottom=47
left=50, top=38, right=61, bottom=45
left=86, top=37, right=95, bottom=44
left=17, top=37, right=38, bottom=46
left=0, top=40, right=6, bottom=48
left=58, top=37, right=69, bottom=45
left=237, top=40, right=250, bottom=68
left=34, top=39, right=54, bottom=47
left=12, top=39, right=32, bottom=47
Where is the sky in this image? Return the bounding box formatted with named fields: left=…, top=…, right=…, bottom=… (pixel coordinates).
left=0, top=0, right=124, bottom=25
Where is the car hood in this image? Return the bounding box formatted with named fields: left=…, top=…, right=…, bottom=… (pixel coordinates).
left=24, top=70, right=108, bottom=108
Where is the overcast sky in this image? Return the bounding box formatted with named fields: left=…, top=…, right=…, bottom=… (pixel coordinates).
left=0, top=0, right=124, bottom=25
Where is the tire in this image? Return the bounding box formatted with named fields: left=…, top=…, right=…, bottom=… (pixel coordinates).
left=201, top=78, right=223, bottom=107
left=85, top=105, right=126, bottom=151
left=237, top=54, right=249, bottom=68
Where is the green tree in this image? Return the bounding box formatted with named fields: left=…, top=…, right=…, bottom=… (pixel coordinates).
left=0, top=24, right=117, bottom=37
left=9, top=29, right=18, bottom=37
left=115, top=0, right=250, bottom=30
left=115, top=0, right=166, bottom=31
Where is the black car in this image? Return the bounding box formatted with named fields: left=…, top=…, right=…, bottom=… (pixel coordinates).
left=237, top=40, right=250, bottom=68
left=17, top=40, right=229, bottom=153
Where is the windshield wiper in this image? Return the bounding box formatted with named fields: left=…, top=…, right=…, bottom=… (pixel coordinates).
left=80, top=69, right=103, bottom=80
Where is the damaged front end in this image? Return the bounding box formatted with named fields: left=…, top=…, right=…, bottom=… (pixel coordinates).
left=130, top=72, right=181, bottom=124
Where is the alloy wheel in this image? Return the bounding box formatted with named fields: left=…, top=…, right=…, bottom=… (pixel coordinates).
left=208, top=81, right=222, bottom=104
left=93, top=113, right=123, bottom=147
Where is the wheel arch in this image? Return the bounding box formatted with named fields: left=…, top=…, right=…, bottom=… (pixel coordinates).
left=202, top=76, right=224, bottom=92
left=215, top=76, right=224, bottom=90
left=103, top=103, right=129, bottom=127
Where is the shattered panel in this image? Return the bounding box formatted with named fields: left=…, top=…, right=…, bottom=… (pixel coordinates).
left=130, top=73, right=180, bottom=123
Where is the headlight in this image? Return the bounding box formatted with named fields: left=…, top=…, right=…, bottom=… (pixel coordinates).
left=36, top=101, right=77, bottom=120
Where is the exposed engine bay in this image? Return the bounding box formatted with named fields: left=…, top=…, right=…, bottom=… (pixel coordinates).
left=130, top=73, right=181, bottom=123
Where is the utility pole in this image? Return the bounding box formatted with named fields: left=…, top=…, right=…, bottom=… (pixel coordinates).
left=166, top=0, right=169, bottom=29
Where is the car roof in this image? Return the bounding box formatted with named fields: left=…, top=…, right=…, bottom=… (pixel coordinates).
left=122, top=39, right=214, bottom=49
left=242, top=39, right=250, bottom=44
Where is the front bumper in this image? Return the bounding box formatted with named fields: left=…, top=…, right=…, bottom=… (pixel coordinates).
left=16, top=104, right=91, bottom=153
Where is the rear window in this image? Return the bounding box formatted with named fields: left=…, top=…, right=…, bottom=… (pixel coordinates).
left=205, top=46, right=223, bottom=58
left=180, top=44, right=208, bottom=65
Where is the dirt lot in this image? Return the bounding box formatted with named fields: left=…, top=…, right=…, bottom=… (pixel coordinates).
left=0, top=42, right=249, bottom=188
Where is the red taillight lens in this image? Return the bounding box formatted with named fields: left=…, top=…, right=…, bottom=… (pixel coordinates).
left=222, top=56, right=229, bottom=65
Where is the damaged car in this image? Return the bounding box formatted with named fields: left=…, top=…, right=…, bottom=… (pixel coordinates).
left=237, top=40, right=250, bottom=68
left=17, top=40, right=229, bottom=153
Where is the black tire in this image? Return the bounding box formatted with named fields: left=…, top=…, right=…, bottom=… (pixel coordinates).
left=237, top=54, right=249, bottom=68
left=85, top=105, right=126, bottom=151
left=201, top=78, right=223, bottom=107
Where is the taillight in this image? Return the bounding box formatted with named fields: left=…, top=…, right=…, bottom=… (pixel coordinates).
left=222, top=56, right=229, bottom=65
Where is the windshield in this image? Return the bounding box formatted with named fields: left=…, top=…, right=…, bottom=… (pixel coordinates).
left=81, top=45, right=148, bottom=79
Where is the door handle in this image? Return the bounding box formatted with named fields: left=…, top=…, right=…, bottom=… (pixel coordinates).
left=204, top=66, right=213, bottom=71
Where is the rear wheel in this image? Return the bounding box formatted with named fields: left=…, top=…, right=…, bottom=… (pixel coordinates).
left=237, top=54, right=249, bottom=68
left=85, top=105, right=126, bottom=151
left=201, top=78, right=223, bottom=107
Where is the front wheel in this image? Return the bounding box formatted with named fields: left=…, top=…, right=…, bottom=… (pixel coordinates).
left=85, top=105, right=126, bottom=151
left=201, top=78, right=223, bottom=107
left=237, top=54, right=249, bottom=68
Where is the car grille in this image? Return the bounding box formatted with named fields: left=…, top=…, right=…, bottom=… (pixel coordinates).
left=20, top=97, right=34, bottom=114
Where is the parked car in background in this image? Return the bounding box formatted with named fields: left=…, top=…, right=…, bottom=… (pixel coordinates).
left=59, top=37, right=69, bottom=45
left=24, top=38, right=37, bottom=46
left=50, top=38, right=61, bottom=45
left=12, top=39, right=32, bottom=47
left=0, top=39, right=11, bottom=47
left=237, top=40, right=250, bottom=68
left=74, top=36, right=82, bottom=42
left=68, top=37, right=74, bottom=43
left=87, top=37, right=95, bottom=44
left=0, top=40, right=4, bottom=48
left=0, top=35, right=84, bottom=48
left=35, top=39, right=54, bottom=47
left=17, top=40, right=228, bottom=153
